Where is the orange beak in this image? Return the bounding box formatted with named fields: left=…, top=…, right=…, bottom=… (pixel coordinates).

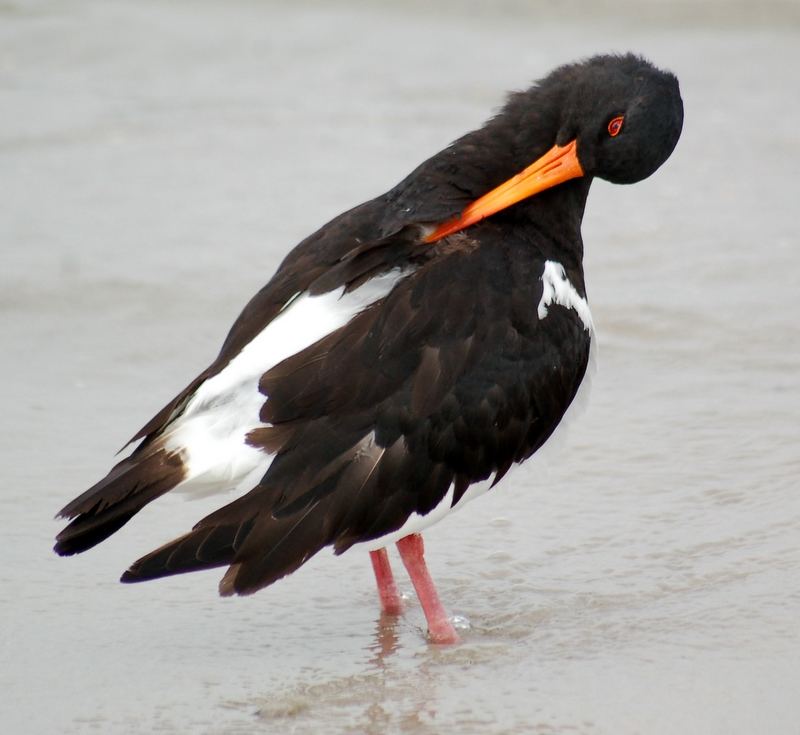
left=424, top=139, right=584, bottom=243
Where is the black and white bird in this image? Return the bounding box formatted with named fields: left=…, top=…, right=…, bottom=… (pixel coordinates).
left=55, top=54, right=683, bottom=643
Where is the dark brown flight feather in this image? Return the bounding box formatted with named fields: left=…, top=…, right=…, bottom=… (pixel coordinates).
left=55, top=446, right=186, bottom=556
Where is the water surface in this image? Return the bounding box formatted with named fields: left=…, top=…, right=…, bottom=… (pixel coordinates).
left=1, top=2, right=798, bottom=733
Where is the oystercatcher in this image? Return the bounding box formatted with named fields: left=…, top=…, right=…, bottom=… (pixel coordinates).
left=55, top=54, right=683, bottom=643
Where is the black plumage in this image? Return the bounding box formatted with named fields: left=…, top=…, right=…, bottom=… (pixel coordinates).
left=55, top=54, right=683, bottom=620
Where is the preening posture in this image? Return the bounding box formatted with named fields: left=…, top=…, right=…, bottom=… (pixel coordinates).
left=55, top=54, right=683, bottom=643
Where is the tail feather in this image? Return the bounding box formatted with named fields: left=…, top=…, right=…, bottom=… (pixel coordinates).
left=217, top=498, right=333, bottom=596
left=120, top=492, right=335, bottom=597
left=80, top=428, right=402, bottom=596
left=120, top=517, right=256, bottom=584
left=54, top=448, right=186, bottom=556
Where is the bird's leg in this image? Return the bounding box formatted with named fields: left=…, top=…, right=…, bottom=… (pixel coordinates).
left=369, top=548, right=404, bottom=615
left=396, top=533, right=460, bottom=644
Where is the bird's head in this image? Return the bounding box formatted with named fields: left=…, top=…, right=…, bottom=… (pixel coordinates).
left=426, top=54, right=683, bottom=242
left=555, top=54, right=684, bottom=184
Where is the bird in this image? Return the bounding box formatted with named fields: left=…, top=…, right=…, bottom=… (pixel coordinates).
left=55, top=53, right=683, bottom=644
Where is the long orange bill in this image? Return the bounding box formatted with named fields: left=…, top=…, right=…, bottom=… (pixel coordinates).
left=424, top=139, right=584, bottom=243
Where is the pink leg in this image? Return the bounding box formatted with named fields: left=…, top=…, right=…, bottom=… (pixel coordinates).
left=396, top=534, right=460, bottom=644
left=369, top=548, right=404, bottom=615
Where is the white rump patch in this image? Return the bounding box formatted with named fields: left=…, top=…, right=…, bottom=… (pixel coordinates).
left=537, top=260, right=593, bottom=331
left=165, top=269, right=408, bottom=499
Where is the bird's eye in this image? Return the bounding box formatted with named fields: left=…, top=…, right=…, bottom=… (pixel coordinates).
left=607, top=115, right=624, bottom=137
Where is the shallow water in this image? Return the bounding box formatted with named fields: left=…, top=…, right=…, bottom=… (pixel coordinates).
left=2, top=1, right=799, bottom=733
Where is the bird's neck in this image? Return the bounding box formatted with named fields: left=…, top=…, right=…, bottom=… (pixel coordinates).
left=509, top=177, right=591, bottom=267
left=386, top=82, right=589, bottom=256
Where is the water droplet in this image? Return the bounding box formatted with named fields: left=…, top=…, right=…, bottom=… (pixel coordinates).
left=450, top=614, right=471, bottom=631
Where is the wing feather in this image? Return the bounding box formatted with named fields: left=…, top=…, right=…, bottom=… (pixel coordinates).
left=120, top=240, right=592, bottom=594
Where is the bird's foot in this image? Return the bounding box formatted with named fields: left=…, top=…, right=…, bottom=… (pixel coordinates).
left=380, top=593, right=405, bottom=616
left=427, top=617, right=461, bottom=645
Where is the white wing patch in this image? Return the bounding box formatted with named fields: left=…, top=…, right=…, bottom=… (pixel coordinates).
left=537, top=260, right=593, bottom=331
left=165, top=269, right=409, bottom=499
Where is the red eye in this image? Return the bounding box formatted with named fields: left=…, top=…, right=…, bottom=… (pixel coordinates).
left=607, top=115, right=624, bottom=137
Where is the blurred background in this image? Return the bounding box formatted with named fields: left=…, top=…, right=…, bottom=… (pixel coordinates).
left=1, top=1, right=798, bottom=733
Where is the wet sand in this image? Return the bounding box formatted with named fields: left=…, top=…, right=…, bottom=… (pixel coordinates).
left=1, top=1, right=799, bottom=733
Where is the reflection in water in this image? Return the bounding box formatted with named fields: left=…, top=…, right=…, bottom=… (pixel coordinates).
left=368, top=610, right=402, bottom=663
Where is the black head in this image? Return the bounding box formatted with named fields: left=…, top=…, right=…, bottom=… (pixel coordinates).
left=551, top=54, right=684, bottom=184
left=420, top=54, right=684, bottom=244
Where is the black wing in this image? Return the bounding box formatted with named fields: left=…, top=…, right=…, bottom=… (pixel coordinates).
left=122, top=235, right=592, bottom=594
